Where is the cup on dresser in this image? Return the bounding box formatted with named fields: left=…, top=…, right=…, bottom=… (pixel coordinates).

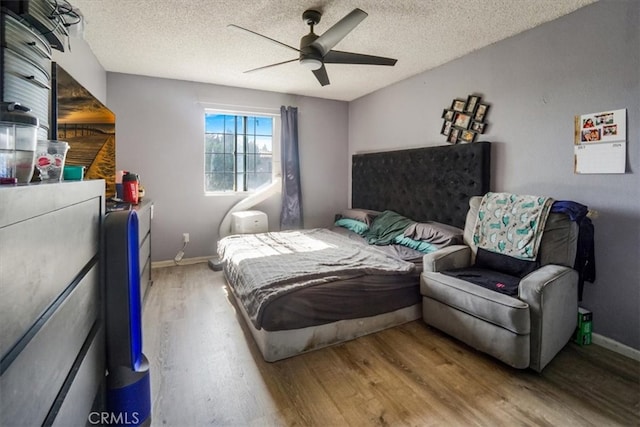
left=35, top=140, right=69, bottom=182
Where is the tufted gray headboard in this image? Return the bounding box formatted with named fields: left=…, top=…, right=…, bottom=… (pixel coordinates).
left=351, top=142, right=491, bottom=229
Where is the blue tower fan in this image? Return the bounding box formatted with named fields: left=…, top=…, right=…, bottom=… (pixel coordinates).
left=104, top=210, right=151, bottom=426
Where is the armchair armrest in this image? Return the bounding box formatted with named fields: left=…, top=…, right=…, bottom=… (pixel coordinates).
left=422, top=245, right=471, bottom=272
left=519, top=265, right=578, bottom=372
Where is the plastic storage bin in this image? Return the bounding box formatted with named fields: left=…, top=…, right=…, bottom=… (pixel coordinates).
left=0, top=102, right=38, bottom=183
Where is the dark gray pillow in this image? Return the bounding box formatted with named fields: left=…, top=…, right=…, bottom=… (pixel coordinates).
left=338, top=208, right=380, bottom=226
left=403, top=221, right=463, bottom=247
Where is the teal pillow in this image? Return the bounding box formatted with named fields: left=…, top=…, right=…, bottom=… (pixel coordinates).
left=393, top=235, right=438, bottom=254
left=335, top=218, right=369, bottom=235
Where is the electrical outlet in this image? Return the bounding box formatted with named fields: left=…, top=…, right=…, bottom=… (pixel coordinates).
left=183, top=233, right=190, bottom=244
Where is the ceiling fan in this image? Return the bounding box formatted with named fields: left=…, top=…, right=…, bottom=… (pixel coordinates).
left=228, top=8, right=397, bottom=87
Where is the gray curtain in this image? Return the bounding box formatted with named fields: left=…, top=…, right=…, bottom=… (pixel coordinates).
left=280, top=106, right=303, bottom=229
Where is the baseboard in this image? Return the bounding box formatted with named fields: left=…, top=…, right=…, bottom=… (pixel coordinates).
left=152, top=256, right=212, bottom=269
left=592, top=333, right=640, bottom=361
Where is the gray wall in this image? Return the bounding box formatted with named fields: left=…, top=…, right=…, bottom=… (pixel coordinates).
left=52, top=1, right=638, bottom=350
left=52, top=35, right=107, bottom=104
left=349, top=1, right=639, bottom=350
left=106, top=73, right=349, bottom=261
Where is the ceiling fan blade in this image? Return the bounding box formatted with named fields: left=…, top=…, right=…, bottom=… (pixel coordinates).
left=323, top=50, right=397, bottom=66
left=310, top=8, right=368, bottom=56
left=244, top=58, right=298, bottom=73
left=228, top=24, right=300, bottom=53
left=312, top=65, right=330, bottom=86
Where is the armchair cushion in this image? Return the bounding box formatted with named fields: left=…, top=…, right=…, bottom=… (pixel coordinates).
left=421, top=272, right=530, bottom=335
left=441, top=267, right=521, bottom=296
left=435, top=248, right=540, bottom=296
left=475, top=248, right=539, bottom=278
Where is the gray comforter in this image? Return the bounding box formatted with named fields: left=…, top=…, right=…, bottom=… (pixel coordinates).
left=217, top=228, right=415, bottom=328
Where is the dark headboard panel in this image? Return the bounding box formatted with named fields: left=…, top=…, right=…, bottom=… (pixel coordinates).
left=352, top=142, right=491, bottom=229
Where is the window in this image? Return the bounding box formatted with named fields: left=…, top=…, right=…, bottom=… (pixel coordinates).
left=204, top=113, right=273, bottom=192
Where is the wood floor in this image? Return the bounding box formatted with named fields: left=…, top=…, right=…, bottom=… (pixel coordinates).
left=143, top=263, right=640, bottom=426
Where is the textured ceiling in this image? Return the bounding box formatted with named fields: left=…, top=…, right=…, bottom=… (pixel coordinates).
left=69, top=0, right=596, bottom=101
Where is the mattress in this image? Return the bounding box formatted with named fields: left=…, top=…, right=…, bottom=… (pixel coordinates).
left=219, top=227, right=424, bottom=332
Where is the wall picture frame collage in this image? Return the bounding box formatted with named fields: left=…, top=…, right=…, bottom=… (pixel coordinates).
left=441, top=94, right=489, bottom=144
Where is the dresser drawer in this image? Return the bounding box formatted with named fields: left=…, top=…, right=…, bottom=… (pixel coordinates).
left=3, top=13, right=52, bottom=71
left=0, top=197, right=100, bottom=358
left=0, top=264, right=99, bottom=426
left=49, top=323, right=105, bottom=427
left=137, top=203, right=151, bottom=246
left=2, top=48, right=50, bottom=131
left=141, top=257, right=152, bottom=302
left=139, top=232, right=150, bottom=275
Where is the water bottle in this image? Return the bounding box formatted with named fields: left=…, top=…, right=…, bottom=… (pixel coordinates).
left=122, top=172, right=139, bottom=204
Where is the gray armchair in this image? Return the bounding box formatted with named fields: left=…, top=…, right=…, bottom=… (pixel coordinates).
left=420, top=196, right=579, bottom=372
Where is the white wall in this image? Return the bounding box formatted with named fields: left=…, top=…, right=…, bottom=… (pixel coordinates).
left=349, top=2, right=639, bottom=350
left=106, top=73, right=349, bottom=261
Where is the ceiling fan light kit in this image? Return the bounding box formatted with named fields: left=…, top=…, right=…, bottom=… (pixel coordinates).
left=300, top=58, right=323, bottom=70
left=229, top=8, right=397, bottom=87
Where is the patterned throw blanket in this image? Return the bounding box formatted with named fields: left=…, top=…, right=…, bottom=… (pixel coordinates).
left=218, top=228, right=415, bottom=328
left=472, top=192, right=554, bottom=260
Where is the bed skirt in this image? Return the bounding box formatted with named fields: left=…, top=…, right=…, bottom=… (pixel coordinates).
left=227, top=282, right=421, bottom=362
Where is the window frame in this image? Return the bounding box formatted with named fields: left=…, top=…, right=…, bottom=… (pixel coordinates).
left=204, top=108, right=280, bottom=195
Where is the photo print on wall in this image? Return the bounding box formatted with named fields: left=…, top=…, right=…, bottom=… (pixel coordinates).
left=441, top=94, right=490, bottom=144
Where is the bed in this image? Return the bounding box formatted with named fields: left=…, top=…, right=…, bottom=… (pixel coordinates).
left=218, top=142, right=491, bottom=361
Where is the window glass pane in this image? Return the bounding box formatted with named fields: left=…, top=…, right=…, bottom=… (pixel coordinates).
left=236, top=154, right=244, bottom=172
left=255, top=136, right=272, bottom=153
left=205, top=133, right=223, bottom=153
left=255, top=117, right=273, bottom=136
left=205, top=153, right=226, bottom=173
left=247, top=136, right=256, bottom=154
left=224, top=115, right=235, bottom=134
left=224, top=173, right=234, bottom=190
left=204, top=154, right=216, bottom=173
left=236, top=173, right=245, bottom=192
left=224, top=154, right=234, bottom=172
left=205, top=114, right=224, bottom=134
left=247, top=154, right=256, bottom=172
left=236, top=116, right=245, bottom=134
left=246, top=117, right=256, bottom=135
left=236, top=135, right=245, bottom=153
left=204, top=153, right=213, bottom=172
left=224, top=134, right=234, bottom=153
left=256, top=154, right=272, bottom=173
left=246, top=173, right=257, bottom=191
left=205, top=173, right=233, bottom=192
